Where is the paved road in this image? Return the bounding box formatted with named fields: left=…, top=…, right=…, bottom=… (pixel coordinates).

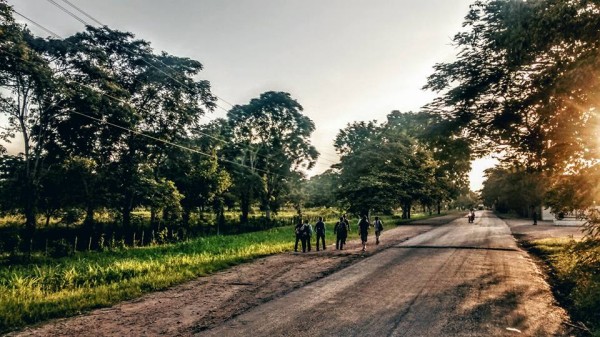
left=199, top=211, right=569, bottom=337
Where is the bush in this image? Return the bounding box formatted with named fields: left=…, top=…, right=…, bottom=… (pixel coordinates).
left=534, top=238, right=600, bottom=334
left=48, top=239, right=73, bottom=258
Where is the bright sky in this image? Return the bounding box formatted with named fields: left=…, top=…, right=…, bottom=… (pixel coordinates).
left=5, top=0, right=496, bottom=190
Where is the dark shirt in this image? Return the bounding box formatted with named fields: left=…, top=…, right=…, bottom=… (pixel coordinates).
left=295, top=223, right=303, bottom=236
left=358, top=219, right=370, bottom=234
left=335, top=221, right=347, bottom=235
left=315, top=221, right=325, bottom=235
left=374, top=220, right=383, bottom=231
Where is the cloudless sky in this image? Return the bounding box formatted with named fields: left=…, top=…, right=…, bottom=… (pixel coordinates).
left=6, top=0, right=495, bottom=190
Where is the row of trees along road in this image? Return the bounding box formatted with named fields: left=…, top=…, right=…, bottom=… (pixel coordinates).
left=305, top=111, right=472, bottom=218
left=0, top=0, right=475, bottom=254
left=425, top=0, right=600, bottom=237
left=0, top=2, right=324, bottom=252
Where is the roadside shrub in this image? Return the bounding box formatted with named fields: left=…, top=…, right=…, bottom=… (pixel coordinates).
left=48, top=239, right=73, bottom=258
left=3, top=233, right=21, bottom=256
left=568, top=240, right=600, bottom=330
left=60, top=208, right=84, bottom=227
left=545, top=239, right=600, bottom=334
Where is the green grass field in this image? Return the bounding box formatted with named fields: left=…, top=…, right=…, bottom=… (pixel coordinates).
left=529, top=238, right=600, bottom=336
left=0, top=212, right=440, bottom=333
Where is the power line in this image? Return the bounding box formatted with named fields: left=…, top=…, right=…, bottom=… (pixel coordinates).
left=53, top=0, right=235, bottom=111
left=49, top=0, right=341, bottom=165
left=12, top=10, right=61, bottom=38
left=67, top=110, right=278, bottom=177
left=57, top=0, right=103, bottom=26
left=11, top=6, right=339, bottom=168
left=0, top=48, right=283, bottom=179
left=45, top=0, right=89, bottom=26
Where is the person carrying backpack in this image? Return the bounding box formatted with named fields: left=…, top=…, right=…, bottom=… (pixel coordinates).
left=374, top=216, right=384, bottom=245
left=315, top=217, right=326, bottom=251
left=358, top=215, right=371, bottom=252
left=302, top=220, right=313, bottom=252
left=294, top=219, right=304, bottom=252
left=342, top=214, right=351, bottom=246
left=334, top=216, right=348, bottom=250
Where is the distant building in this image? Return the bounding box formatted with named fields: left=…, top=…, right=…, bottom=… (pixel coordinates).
left=542, top=207, right=586, bottom=226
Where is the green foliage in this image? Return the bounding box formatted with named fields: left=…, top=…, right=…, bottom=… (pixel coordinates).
left=531, top=238, right=600, bottom=334
left=481, top=165, right=544, bottom=216
left=425, top=0, right=600, bottom=171
left=222, top=91, right=318, bottom=221
left=426, top=0, right=600, bottom=240
left=544, top=164, right=600, bottom=241
left=0, top=0, right=57, bottom=234
left=452, top=191, right=480, bottom=210
left=304, top=170, right=339, bottom=209
left=332, top=111, right=467, bottom=217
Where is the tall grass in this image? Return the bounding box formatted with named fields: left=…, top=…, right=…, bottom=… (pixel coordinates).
left=0, top=227, right=297, bottom=333
left=530, top=238, right=600, bottom=336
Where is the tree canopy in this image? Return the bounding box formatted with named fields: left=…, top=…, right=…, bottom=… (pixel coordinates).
left=425, top=0, right=600, bottom=174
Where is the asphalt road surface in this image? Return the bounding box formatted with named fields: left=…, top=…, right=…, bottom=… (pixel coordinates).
left=198, top=211, right=569, bottom=337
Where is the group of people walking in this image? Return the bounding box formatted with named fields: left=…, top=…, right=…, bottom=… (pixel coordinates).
left=294, top=215, right=384, bottom=253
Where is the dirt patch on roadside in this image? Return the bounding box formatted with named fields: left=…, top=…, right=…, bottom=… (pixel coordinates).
left=503, top=218, right=586, bottom=242
left=10, top=216, right=459, bottom=337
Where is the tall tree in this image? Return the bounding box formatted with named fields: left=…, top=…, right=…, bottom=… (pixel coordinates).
left=0, top=2, right=56, bottom=240
left=224, top=91, right=318, bottom=221
left=43, top=26, right=216, bottom=228
left=305, top=169, right=340, bottom=209
left=481, top=165, right=544, bottom=216
left=425, top=0, right=600, bottom=233
left=425, top=0, right=600, bottom=173
left=334, top=116, right=438, bottom=218
left=387, top=111, right=471, bottom=213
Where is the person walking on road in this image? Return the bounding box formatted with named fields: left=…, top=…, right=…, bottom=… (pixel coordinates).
left=334, top=217, right=348, bottom=250
left=342, top=214, right=351, bottom=246
left=303, top=220, right=313, bottom=252
left=373, top=216, right=384, bottom=245
left=532, top=210, right=538, bottom=225
left=315, top=217, right=326, bottom=251
left=358, top=215, right=371, bottom=252
left=294, top=219, right=304, bottom=252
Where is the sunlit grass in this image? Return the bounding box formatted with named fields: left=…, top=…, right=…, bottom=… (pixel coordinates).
left=530, top=238, right=600, bottom=335
left=0, top=227, right=294, bottom=332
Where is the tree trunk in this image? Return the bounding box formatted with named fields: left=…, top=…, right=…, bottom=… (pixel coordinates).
left=122, top=204, right=132, bottom=229
left=403, top=202, right=412, bottom=219
left=84, top=204, right=95, bottom=231
left=150, top=207, right=157, bottom=229
left=241, top=194, right=250, bottom=224
left=182, top=208, right=191, bottom=228
left=23, top=180, right=37, bottom=254
left=437, top=201, right=441, bottom=215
